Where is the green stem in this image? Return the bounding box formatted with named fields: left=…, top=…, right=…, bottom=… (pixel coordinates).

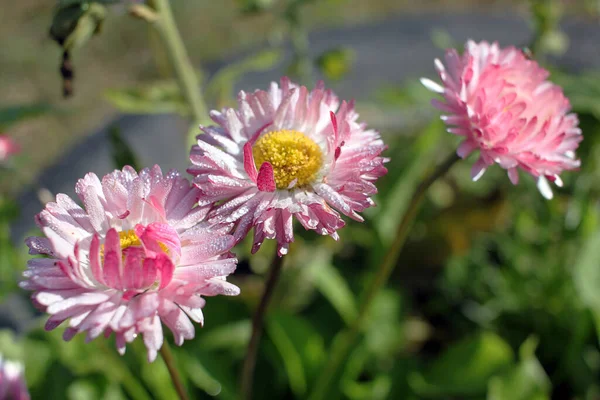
left=240, top=248, right=286, bottom=400
left=159, top=341, right=190, bottom=400
left=289, top=20, right=312, bottom=84
left=285, top=0, right=313, bottom=84
left=308, top=151, right=460, bottom=400
left=146, top=0, right=207, bottom=124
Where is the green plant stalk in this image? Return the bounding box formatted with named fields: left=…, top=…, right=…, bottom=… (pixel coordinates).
left=146, top=0, right=207, bottom=125
left=240, top=248, right=286, bottom=400
left=285, top=0, right=313, bottom=84
left=308, top=151, right=460, bottom=400
left=159, top=341, right=190, bottom=400
left=289, top=20, right=312, bottom=84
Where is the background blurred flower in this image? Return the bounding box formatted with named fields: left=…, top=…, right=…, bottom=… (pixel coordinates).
left=21, top=166, right=240, bottom=362
left=0, top=356, right=29, bottom=400
left=421, top=40, right=582, bottom=199
left=0, top=135, right=20, bottom=164
left=189, top=77, right=388, bottom=256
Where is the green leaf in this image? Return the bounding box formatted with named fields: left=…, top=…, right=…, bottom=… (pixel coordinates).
left=0, top=197, right=19, bottom=224
left=50, top=3, right=86, bottom=45
left=267, top=313, right=326, bottom=397
left=573, top=229, right=600, bottom=315
left=103, top=383, right=127, bottom=400
left=311, top=259, right=357, bottom=325
left=22, top=338, right=53, bottom=387
left=197, top=320, right=251, bottom=352
left=429, top=28, right=456, bottom=51
left=374, top=119, right=446, bottom=244
left=0, top=330, right=24, bottom=364
left=58, top=0, right=121, bottom=7
left=108, top=125, right=141, bottom=170
left=44, top=330, right=151, bottom=400
left=139, top=348, right=179, bottom=400
left=409, top=332, right=514, bottom=397
left=180, top=353, right=223, bottom=397
left=316, top=47, right=355, bottom=81
left=342, top=344, right=392, bottom=400
left=105, top=81, right=190, bottom=115
left=487, top=336, right=550, bottom=400
left=552, top=71, right=600, bottom=119
left=344, top=375, right=391, bottom=400
left=181, top=348, right=238, bottom=400
left=573, top=227, right=600, bottom=346
left=363, top=290, right=404, bottom=359
left=235, top=0, right=276, bottom=14
left=0, top=103, right=51, bottom=130
left=67, top=380, right=100, bottom=400
left=50, top=3, right=107, bottom=51
left=0, top=222, right=22, bottom=300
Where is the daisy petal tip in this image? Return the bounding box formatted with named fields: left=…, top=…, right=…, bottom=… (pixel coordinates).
left=554, top=175, right=563, bottom=187
left=420, top=77, right=445, bottom=94
left=537, top=177, right=554, bottom=200
left=471, top=166, right=486, bottom=182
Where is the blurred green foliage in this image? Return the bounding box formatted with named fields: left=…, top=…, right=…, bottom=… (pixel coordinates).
left=2, top=1, right=600, bottom=399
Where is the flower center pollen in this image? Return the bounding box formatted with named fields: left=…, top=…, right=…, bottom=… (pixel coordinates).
left=118, top=229, right=142, bottom=249
left=252, top=130, right=323, bottom=189
left=99, top=229, right=169, bottom=260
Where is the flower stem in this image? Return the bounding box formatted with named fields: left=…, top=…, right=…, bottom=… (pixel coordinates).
left=308, top=151, right=460, bottom=400
left=159, top=341, right=189, bottom=400
left=240, top=248, right=286, bottom=400
left=144, top=0, right=207, bottom=124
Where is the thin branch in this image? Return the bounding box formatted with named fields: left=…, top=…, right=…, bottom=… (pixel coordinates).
left=308, top=151, right=461, bottom=400
left=159, top=341, right=189, bottom=400
left=240, top=248, right=286, bottom=400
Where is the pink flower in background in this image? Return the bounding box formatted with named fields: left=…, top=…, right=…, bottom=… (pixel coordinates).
left=21, top=166, right=239, bottom=362
left=421, top=40, right=582, bottom=199
left=188, top=77, right=388, bottom=256
left=0, top=135, right=20, bottom=163
left=0, top=357, right=29, bottom=400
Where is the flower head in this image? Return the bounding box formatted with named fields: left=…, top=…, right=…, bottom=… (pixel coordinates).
left=0, top=357, right=29, bottom=400
left=0, top=135, right=19, bottom=164
left=188, top=77, right=387, bottom=256
left=22, top=166, right=239, bottom=362
left=421, top=40, right=582, bottom=199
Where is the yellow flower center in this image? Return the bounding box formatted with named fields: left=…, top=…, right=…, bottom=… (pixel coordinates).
left=118, top=229, right=142, bottom=249
left=252, top=130, right=323, bottom=189
left=99, top=229, right=169, bottom=259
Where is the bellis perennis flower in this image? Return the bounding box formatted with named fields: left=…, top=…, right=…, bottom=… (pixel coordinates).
left=21, top=166, right=240, bottom=362
left=0, top=356, right=29, bottom=400
left=188, top=77, right=388, bottom=256
left=0, top=135, right=19, bottom=164
left=421, top=40, right=582, bottom=199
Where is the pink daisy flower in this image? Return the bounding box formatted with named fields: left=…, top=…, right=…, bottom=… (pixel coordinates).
left=0, top=135, right=20, bottom=163
left=0, top=357, right=29, bottom=400
left=188, top=77, right=388, bottom=256
left=421, top=40, right=582, bottom=199
left=21, top=166, right=240, bottom=362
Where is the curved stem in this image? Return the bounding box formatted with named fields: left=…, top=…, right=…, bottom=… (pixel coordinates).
left=240, top=248, right=286, bottom=400
left=159, top=341, right=189, bottom=400
left=308, top=151, right=460, bottom=400
left=284, top=0, right=313, bottom=85
left=145, top=0, right=207, bottom=124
